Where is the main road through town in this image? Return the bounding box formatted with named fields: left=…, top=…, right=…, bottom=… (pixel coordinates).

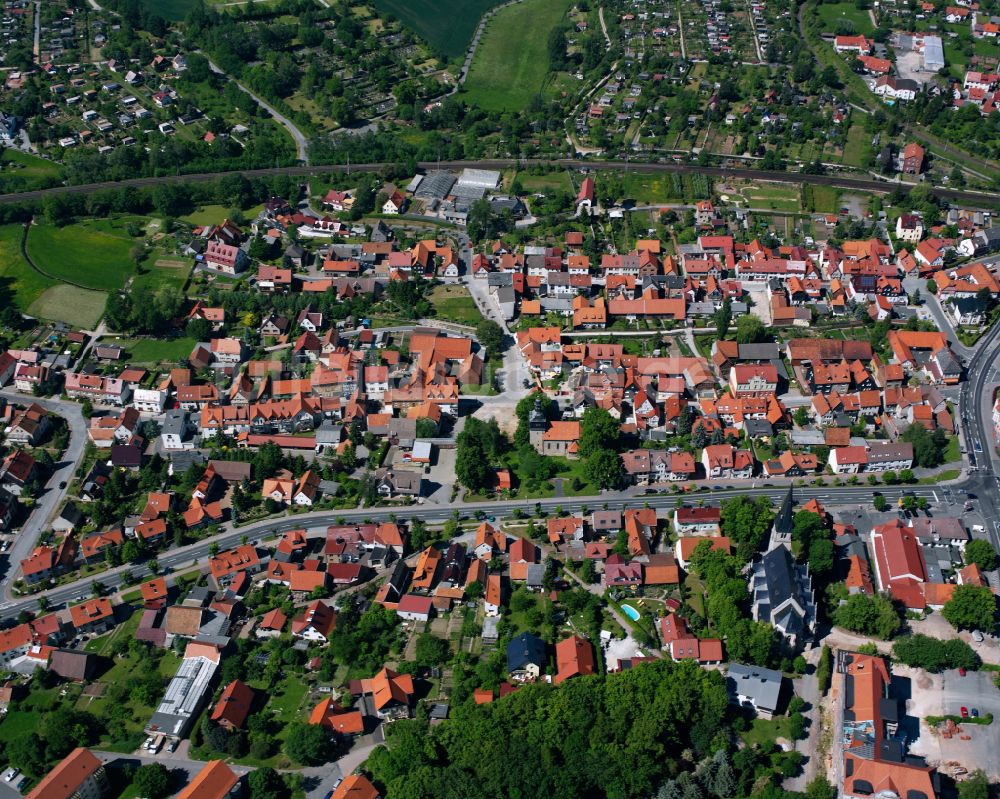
left=1, top=307, right=999, bottom=624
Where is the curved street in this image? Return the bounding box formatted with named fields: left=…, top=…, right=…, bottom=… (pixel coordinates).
left=204, top=55, right=309, bottom=164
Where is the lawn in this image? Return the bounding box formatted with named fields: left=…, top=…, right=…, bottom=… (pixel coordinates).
left=26, top=220, right=136, bottom=292
left=515, top=170, right=574, bottom=194
left=180, top=204, right=264, bottom=227
left=741, top=715, right=794, bottom=746
left=27, top=285, right=107, bottom=330
left=741, top=184, right=802, bottom=213
left=0, top=150, right=64, bottom=193
left=462, top=0, right=573, bottom=111
left=0, top=223, right=57, bottom=311
left=815, top=2, right=875, bottom=35
left=621, top=172, right=685, bottom=204
left=842, top=122, right=870, bottom=167
left=810, top=185, right=841, bottom=214
left=370, top=0, right=506, bottom=57
left=429, top=283, right=483, bottom=325
left=129, top=336, right=197, bottom=364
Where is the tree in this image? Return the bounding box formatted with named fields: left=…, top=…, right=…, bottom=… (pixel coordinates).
left=816, top=645, right=833, bottom=694
left=958, top=771, right=989, bottom=799
left=132, top=763, right=172, bottom=799
left=833, top=593, right=902, bottom=639
left=892, top=634, right=980, bottom=672
left=806, top=776, right=836, bottom=799
left=873, top=494, right=888, bottom=512
left=942, top=584, right=997, bottom=632
left=806, top=538, right=835, bottom=578
left=735, top=315, right=766, bottom=343
left=475, top=319, right=504, bottom=358
left=186, top=317, right=212, bottom=341
left=585, top=449, right=623, bottom=490
left=80, top=399, right=93, bottom=419
left=713, top=299, right=732, bottom=338
left=719, top=496, right=773, bottom=557
left=793, top=406, right=809, bottom=428
left=413, top=633, right=451, bottom=668
left=456, top=417, right=505, bottom=491
left=247, top=767, right=287, bottom=799
left=580, top=557, right=596, bottom=583
left=926, top=279, right=938, bottom=295
left=415, top=418, right=438, bottom=439
left=964, top=539, right=998, bottom=572
left=579, top=407, right=620, bottom=459
left=283, top=722, right=329, bottom=765
left=7, top=733, right=45, bottom=776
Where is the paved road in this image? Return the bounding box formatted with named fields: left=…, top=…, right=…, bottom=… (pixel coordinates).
left=0, top=481, right=957, bottom=623
left=0, top=390, right=87, bottom=601
left=0, top=159, right=996, bottom=206
left=204, top=56, right=309, bottom=164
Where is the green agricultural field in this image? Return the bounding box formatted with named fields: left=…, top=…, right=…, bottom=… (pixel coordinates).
left=815, top=2, right=875, bottom=35
left=810, top=185, right=841, bottom=214
left=26, top=220, right=136, bottom=292
left=0, top=150, right=64, bottom=193
left=371, top=0, right=506, bottom=57
left=462, top=0, right=573, bottom=111
left=27, top=285, right=107, bottom=329
left=0, top=223, right=57, bottom=311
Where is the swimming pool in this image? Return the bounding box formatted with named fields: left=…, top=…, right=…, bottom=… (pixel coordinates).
left=621, top=603, right=641, bottom=621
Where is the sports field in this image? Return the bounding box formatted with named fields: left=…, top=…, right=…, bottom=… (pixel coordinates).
left=371, top=0, right=505, bottom=57
left=463, top=0, right=573, bottom=111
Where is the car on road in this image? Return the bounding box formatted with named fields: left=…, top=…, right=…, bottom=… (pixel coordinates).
left=961, top=707, right=969, bottom=717
left=58, top=481, right=66, bottom=489
left=959, top=667, right=966, bottom=676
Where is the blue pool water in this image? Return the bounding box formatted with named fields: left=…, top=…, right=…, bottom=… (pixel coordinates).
left=621, top=604, right=641, bottom=621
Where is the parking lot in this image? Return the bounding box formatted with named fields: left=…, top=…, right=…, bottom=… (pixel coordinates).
left=903, top=666, right=1000, bottom=779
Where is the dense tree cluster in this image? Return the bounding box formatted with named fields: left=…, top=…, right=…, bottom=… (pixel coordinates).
left=368, top=659, right=733, bottom=799
left=899, top=424, right=950, bottom=469
left=319, top=603, right=401, bottom=678
left=719, top=497, right=774, bottom=559
left=942, top=585, right=997, bottom=632
left=965, top=539, right=999, bottom=572
left=455, top=417, right=506, bottom=491
left=892, top=634, right=980, bottom=672
left=688, top=544, right=779, bottom=667
left=832, top=594, right=902, bottom=640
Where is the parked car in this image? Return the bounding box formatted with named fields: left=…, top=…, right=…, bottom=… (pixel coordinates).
left=961, top=707, right=969, bottom=717
left=959, top=667, right=967, bottom=676
left=4, top=767, right=20, bottom=782
left=972, top=708, right=980, bottom=718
